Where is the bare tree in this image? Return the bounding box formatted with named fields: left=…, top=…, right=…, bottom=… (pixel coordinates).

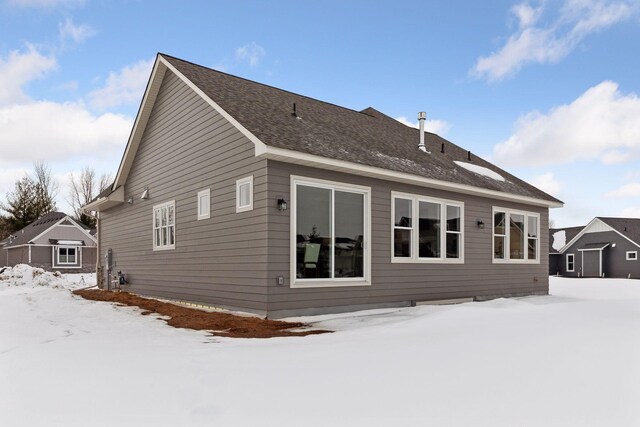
left=68, top=167, right=112, bottom=228
left=31, top=161, right=58, bottom=217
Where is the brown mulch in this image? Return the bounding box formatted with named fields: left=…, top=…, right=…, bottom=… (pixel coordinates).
left=73, top=289, right=331, bottom=339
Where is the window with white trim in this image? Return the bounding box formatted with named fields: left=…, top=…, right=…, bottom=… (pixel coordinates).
left=153, top=201, right=175, bottom=250
left=392, top=193, right=464, bottom=262
left=197, top=189, right=210, bottom=220
left=292, top=177, right=369, bottom=285
left=58, top=247, right=77, bottom=264
left=566, top=253, right=575, bottom=272
left=236, top=176, right=253, bottom=212
left=626, top=251, right=637, bottom=261
left=493, top=208, right=540, bottom=263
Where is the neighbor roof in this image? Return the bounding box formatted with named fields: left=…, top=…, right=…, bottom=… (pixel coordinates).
left=597, top=217, right=640, bottom=246
left=160, top=54, right=561, bottom=205
left=3, top=212, right=67, bottom=247
left=549, top=226, right=584, bottom=254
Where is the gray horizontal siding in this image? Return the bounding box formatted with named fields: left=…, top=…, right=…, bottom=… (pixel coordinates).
left=266, top=160, right=550, bottom=313
left=99, top=70, right=268, bottom=313
left=559, top=230, right=640, bottom=278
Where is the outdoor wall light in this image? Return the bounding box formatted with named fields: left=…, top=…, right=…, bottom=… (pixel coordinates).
left=140, top=187, right=149, bottom=200
left=277, top=198, right=287, bottom=211
left=476, top=219, right=485, bottom=229
left=127, top=197, right=134, bottom=205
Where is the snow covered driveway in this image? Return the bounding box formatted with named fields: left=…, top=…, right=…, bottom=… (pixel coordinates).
left=1, top=266, right=639, bottom=426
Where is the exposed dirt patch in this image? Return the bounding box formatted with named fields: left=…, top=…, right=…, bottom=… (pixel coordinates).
left=73, top=289, right=331, bottom=339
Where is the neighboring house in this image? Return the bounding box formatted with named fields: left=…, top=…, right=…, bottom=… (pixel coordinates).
left=549, top=225, right=583, bottom=275
left=84, top=53, right=562, bottom=318
left=550, top=217, right=640, bottom=278
left=1, top=212, right=97, bottom=273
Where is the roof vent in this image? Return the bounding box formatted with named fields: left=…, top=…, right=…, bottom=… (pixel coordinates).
left=292, top=103, right=301, bottom=119
left=417, top=112, right=430, bottom=153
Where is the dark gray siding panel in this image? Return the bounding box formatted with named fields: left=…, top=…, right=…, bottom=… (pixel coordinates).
left=266, top=161, right=550, bottom=314
left=99, top=71, right=268, bottom=313
left=560, top=231, right=640, bottom=278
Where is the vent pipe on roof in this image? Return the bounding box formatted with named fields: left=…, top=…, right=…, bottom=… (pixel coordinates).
left=418, top=112, right=429, bottom=153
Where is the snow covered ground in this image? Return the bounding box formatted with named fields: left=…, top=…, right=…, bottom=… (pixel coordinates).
left=1, top=265, right=638, bottom=426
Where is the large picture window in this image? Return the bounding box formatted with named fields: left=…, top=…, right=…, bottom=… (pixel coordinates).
left=292, top=177, right=370, bottom=286
left=493, top=207, right=539, bottom=263
left=392, top=193, right=464, bottom=263
left=153, top=201, right=175, bottom=250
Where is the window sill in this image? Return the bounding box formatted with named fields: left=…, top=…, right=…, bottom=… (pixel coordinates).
left=291, top=280, right=371, bottom=289
left=391, top=258, right=464, bottom=264
left=492, top=259, right=540, bottom=264
left=153, top=245, right=176, bottom=251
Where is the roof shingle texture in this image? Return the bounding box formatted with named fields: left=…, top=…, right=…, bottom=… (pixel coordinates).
left=161, top=54, right=561, bottom=204
left=3, top=212, right=67, bottom=247
left=598, top=217, right=640, bottom=246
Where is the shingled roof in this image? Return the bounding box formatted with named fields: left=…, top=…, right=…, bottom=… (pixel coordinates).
left=3, top=212, right=67, bottom=247
left=159, top=54, right=561, bottom=205
left=549, top=226, right=584, bottom=254
left=598, top=217, right=640, bottom=246
left=94, top=53, right=563, bottom=212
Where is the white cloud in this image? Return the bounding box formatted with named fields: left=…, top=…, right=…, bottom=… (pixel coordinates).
left=530, top=172, right=562, bottom=196
left=605, top=183, right=640, bottom=198
left=0, top=47, right=57, bottom=106
left=235, top=42, right=266, bottom=67
left=620, top=206, right=640, bottom=218
left=88, top=58, right=153, bottom=110
left=395, top=116, right=451, bottom=136
left=0, top=101, right=131, bottom=163
left=473, top=0, right=635, bottom=81
left=59, top=18, right=96, bottom=46
left=493, top=81, right=640, bottom=167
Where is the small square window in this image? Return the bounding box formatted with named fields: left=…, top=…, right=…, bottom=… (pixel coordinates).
left=626, top=251, right=637, bottom=261
left=236, top=176, right=253, bottom=213
left=197, top=189, right=210, bottom=220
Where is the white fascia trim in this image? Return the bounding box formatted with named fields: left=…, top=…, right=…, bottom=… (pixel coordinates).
left=260, top=146, right=563, bottom=209
left=29, top=216, right=97, bottom=246
left=159, top=55, right=268, bottom=155
left=559, top=218, right=640, bottom=253
left=578, top=244, right=610, bottom=251
left=83, top=186, right=125, bottom=212
left=113, top=56, right=167, bottom=190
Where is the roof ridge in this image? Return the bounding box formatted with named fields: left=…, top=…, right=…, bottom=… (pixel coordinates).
left=159, top=53, right=376, bottom=119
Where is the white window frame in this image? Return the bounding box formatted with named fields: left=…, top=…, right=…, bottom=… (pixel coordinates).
left=626, top=251, right=637, bottom=261
left=290, top=175, right=371, bottom=288
left=57, top=246, right=77, bottom=265
left=236, top=176, right=253, bottom=213
left=492, top=207, right=540, bottom=264
left=52, top=246, right=82, bottom=269
left=153, top=200, right=176, bottom=251
left=197, top=188, right=210, bottom=220
left=391, top=192, right=464, bottom=264
left=566, top=253, right=575, bottom=272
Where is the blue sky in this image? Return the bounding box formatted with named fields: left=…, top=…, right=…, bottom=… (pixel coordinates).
left=1, top=0, right=639, bottom=227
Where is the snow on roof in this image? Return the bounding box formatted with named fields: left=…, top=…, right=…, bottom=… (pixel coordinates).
left=552, top=230, right=566, bottom=251
left=57, top=240, right=84, bottom=245
left=453, top=161, right=505, bottom=182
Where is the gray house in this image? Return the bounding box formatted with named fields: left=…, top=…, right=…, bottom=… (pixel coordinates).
left=2, top=212, right=97, bottom=273
left=550, top=217, right=640, bottom=278
left=85, top=53, right=562, bottom=317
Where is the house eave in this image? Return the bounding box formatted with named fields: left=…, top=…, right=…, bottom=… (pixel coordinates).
left=82, top=187, right=125, bottom=212
left=259, top=146, right=564, bottom=209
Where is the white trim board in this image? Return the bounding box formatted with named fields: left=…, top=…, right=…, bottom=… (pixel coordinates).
left=262, top=146, right=562, bottom=209
left=30, top=216, right=97, bottom=246
left=100, top=54, right=561, bottom=214
left=558, top=218, right=640, bottom=253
